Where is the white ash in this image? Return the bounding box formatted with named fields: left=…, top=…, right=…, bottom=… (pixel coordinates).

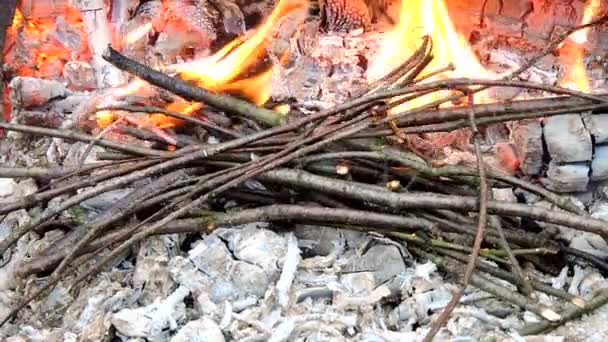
left=111, top=285, right=190, bottom=340
left=3, top=203, right=608, bottom=341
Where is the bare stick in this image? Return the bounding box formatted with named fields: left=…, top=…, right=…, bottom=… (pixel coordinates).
left=423, top=92, right=490, bottom=342
left=490, top=216, right=534, bottom=295
left=0, top=122, right=171, bottom=157
left=51, top=169, right=193, bottom=278
left=0, top=160, right=158, bottom=215
left=20, top=204, right=437, bottom=276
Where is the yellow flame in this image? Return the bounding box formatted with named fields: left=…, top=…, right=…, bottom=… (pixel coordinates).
left=98, top=0, right=308, bottom=129
left=12, top=8, right=23, bottom=28
left=368, top=0, right=496, bottom=113
left=175, top=0, right=309, bottom=104
left=570, top=0, right=601, bottom=44
left=559, top=0, right=600, bottom=93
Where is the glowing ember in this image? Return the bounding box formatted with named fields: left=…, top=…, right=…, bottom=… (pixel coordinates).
left=6, top=6, right=90, bottom=78
left=367, top=0, right=497, bottom=112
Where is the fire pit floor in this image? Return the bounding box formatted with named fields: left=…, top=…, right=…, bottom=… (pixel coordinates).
left=2, top=0, right=608, bottom=341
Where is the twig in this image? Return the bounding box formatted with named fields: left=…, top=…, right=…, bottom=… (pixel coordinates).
left=0, top=160, right=158, bottom=215
left=506, top=15, right=608, bottom=82
left=0, top=157, right=196, bottom=255
left=51, top=169, right=194, bottom=278
left=96, top=105, right=241, bottom=138
left=394, top=96, right=608, bottom=128
left=345, top=140, right=583, bottom=214
left=470, top=273, right=560, bottom=321
left=77, top=115, right=128, bottom=168
left=427, top=246, right=579, bottom=305
left=20, top=204, right=435, bottom=276
left=258, top=168, right=608, bottom=237
left=0, top=122, right=172, bottom=157
left=414, top=248, right=561, bottom=322
left=423, top=91, right=490, bottom=342
left=560, top=245, right=608, bottom=274
left=0, top=163, right=113, bottom=180
left=420, top=212, right=553, bottom=249
left=490, top=216, right=534, bottom=296
left=356, top=102, right=608, bottom=139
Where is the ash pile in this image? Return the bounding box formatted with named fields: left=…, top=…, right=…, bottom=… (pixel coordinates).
left=2, top=0, right=608, bottom=341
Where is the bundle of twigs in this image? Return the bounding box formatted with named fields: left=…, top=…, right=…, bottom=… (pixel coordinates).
left=1, top=16, right=608, bottom=340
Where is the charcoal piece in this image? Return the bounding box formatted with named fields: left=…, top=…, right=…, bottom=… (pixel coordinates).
left=163, top=0, right=219, bottom=40
left=582, top=113, right=608, bottom=144
left=591, top=145, right=608, bottom=182
left=543, top=114, right=592, bottom=163
left=319, top=0, right=371, bottom=33
left=542, top=161, right=590, bottom=193
left=511, top=120, right=544, bottom=176
left=364, top=0, right=393, bottom=23
left=207, top=0, right=246, bottom=35
left=63, top=61, right=97, bottom=91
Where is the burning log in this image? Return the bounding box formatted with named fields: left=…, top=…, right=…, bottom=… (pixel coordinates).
left=207, top=0, right=246, bottom=35
left=18, top=0, right=74, bottom=18
left=319, top=0, right=371, bottom=32
left=8, top=76, right=70, bottom=109
left=155, top=0, right=219, bottom=61
left=75, top=0, right=126, bottom=88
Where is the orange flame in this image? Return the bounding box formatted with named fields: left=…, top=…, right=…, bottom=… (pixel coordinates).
left=99, top=0, right=308, bottom=129
left=368, top=0, right=497, bottom=112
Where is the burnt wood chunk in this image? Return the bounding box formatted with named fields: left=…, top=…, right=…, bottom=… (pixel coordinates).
left=364, top=0, right=392, bottom=23
left=319, top=0, right=371, bottom=32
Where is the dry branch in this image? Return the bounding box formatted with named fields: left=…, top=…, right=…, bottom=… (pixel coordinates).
left=102, top=47, right=287, bottom=127
left=258, top=168, right=608, bottom=237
